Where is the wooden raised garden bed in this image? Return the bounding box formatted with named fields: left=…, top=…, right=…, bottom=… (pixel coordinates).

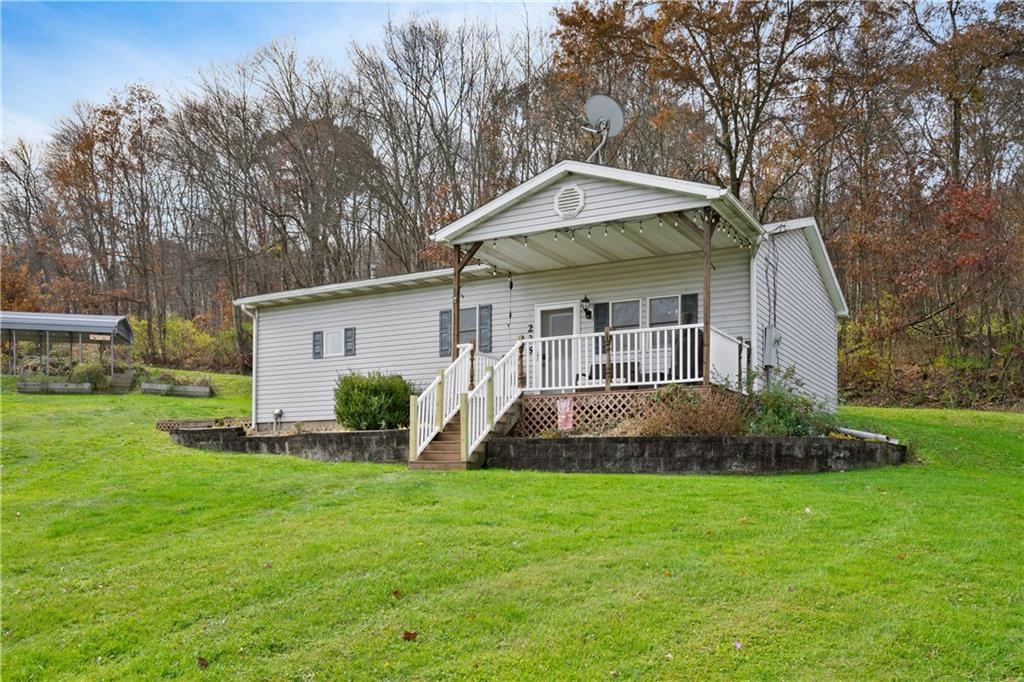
left=17, top=381, right=93, bottom=394
left=141, top=383, right=212, bottom=398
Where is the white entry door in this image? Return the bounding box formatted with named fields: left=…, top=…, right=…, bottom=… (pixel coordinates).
left=535, top=302, right=579, bottom=390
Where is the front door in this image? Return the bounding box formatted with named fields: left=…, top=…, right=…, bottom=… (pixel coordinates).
left=536, top=303, right=578, bottom=389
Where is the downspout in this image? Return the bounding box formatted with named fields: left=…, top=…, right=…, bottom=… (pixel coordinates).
left=240, top=304, right=258, bottom=430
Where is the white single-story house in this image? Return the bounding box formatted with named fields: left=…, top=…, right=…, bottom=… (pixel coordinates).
left=236, top=160, right=848, bottom=467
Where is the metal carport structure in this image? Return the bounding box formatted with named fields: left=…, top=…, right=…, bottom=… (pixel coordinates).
left=0, top=311, right=134, bottom=377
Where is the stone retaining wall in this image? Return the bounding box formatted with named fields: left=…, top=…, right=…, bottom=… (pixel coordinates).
left=485, top=436, right=906, bottom=475
left=168, top=426, right=407, bottom=464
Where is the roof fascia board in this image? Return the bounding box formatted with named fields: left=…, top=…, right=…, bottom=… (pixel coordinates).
left=233, top=264, right=493, bottom=309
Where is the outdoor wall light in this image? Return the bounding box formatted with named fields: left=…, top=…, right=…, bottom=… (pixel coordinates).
left=581, top=295, right=592, bottom=319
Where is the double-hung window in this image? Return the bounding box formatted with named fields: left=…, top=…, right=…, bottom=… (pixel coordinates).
left=439, top=304, right=492, bottom=355
left=648, top=294, right=698, bottom=327
left=610, top=299, right=641, bottom=330
left=315, top=327, right=356, bottom=358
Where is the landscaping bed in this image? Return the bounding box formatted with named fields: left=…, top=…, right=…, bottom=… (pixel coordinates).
left=166, top=424, right=407, bottom=464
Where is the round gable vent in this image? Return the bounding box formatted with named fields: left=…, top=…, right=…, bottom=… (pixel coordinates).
left=553, top=183, right=586, bottom=219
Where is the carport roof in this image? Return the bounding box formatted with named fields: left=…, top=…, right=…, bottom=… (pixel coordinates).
left=0, top=311, right=134, bottom=344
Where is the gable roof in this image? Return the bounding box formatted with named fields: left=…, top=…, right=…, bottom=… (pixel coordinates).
left=431, top=160, right=763, bottom=244
left=762, top=217, right=849, bottom=318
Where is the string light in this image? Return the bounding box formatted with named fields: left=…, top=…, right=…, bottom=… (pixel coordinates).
left=603, top=225, right=608, bottom=237
left=570, top=230, right=576, bottom=241
left=587, top=228, right=592, bottom=239
left=554, top=231, right=558, bottom=242
left=523, top=235, right=528, bottom=247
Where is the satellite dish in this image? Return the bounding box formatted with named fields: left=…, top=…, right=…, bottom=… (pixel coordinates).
left=582, top=95, right=624, bottom=164
left=585, top=95, right=624, bottom=137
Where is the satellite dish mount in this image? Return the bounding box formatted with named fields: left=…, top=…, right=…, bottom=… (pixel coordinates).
left=583, top=94, right=624, bottom=165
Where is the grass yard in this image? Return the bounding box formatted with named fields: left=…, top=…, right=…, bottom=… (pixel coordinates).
left=2, top=373, right=1022, bottom=680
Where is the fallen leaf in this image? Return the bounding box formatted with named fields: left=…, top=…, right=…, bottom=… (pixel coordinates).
left=665, top=652, right=674, bottom=661
left=402, top=630, right=418, bottom=641
left=263, top=562, right=273, bottom=569
left=804, top=507, right=812, bottom=514
left=663, top=570, right=672, bottom=577
left=391, top=589, right=403, bottom=599
left=197, top=655, right=209, bottom=669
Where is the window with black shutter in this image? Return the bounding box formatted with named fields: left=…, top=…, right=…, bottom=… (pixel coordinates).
left=681, top=294, right=699, bottom=324
left=478, top=304, right=492, bottom=353
left=344, top=327, right=356, bottom=356
left=312, top=330, right=323, bottom=359
left=439, top=310, right=452, bottom=356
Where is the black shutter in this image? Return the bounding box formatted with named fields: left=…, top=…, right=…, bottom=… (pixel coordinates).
left=478, top=304, right=492, bottom=353
left=681, top=294, right=698, bottom=325
left=439, top=310, right=451, bottom=357
left=344, top=327, right=356, bottom=356
left=312, top=331, right=323, bottom=359
left=593, top=302, right=609, bottom=352
left=593, top=302, right=609, bottom=332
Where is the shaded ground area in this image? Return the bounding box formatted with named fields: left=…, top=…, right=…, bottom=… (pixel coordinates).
left=2, top=373, right=1022, bottom=679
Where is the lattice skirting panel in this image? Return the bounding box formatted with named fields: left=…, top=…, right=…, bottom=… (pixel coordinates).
left=513, top=389, right=664, bottom=437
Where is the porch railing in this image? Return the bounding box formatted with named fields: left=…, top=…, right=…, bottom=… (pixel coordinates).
left=521, top=324, right=745, bottom=392
left=463, top=340, right=523, bottom=459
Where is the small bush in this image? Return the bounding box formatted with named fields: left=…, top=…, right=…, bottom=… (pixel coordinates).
left=68, top=362, right=109, bottom=390
left=334, top=372, right=414, bottom=430
left=748, top=379, right=836, bottom=437
left=612, top=385, right=747, bottom=437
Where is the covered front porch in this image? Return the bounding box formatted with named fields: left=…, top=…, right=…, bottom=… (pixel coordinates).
left=443, top=161, right=761, bottom=390
left=411, top=161, right=765, bottom=467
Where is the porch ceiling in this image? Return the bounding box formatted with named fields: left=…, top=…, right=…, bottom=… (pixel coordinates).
left=470, top=210, right=753, bottom=274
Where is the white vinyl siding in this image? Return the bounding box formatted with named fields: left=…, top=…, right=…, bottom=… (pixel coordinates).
left=254, top=248, right=752, bottom=424
left=465, top=174, right=704, bottom=241
left=754, top=228, right=839, bottom=409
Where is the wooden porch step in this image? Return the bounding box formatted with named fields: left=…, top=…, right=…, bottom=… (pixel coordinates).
left=408, top=460, right=472, bottom=471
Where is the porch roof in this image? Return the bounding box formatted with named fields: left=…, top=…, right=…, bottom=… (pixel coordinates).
left=430, top=160, right=763, bottom=274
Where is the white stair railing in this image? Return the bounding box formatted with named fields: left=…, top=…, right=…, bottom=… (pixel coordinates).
left=463, top=340, right=522, bottom=459
left=408, top=343, right=474, bottom=460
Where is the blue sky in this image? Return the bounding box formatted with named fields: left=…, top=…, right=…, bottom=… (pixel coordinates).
left=1, top=2, right=557, bottom=146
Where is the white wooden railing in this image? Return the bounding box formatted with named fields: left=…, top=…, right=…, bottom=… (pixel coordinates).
left=409, top=343, right=474, bottom=459
left=411, top=327, right=748, bottom=461
left=521, top=324, right=745, bottom=392
left=709, top=327, right=744, bottom=389
left=464, top=341, right=523, bottom=458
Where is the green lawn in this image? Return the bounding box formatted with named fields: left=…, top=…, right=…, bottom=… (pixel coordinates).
left=2, top=374, right=1022, bottom=680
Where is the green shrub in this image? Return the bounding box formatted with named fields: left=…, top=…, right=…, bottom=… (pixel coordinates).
left=68, top=362, right=109, bottom=390
left=334, top=372, right=414, bottom=430
left=748, top=378, right=836, bottom=437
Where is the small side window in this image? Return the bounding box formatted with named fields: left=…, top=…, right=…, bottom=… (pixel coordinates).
left=344, top=327, right=356, bottom=356
left=312, top=331, right=323, bottom=359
